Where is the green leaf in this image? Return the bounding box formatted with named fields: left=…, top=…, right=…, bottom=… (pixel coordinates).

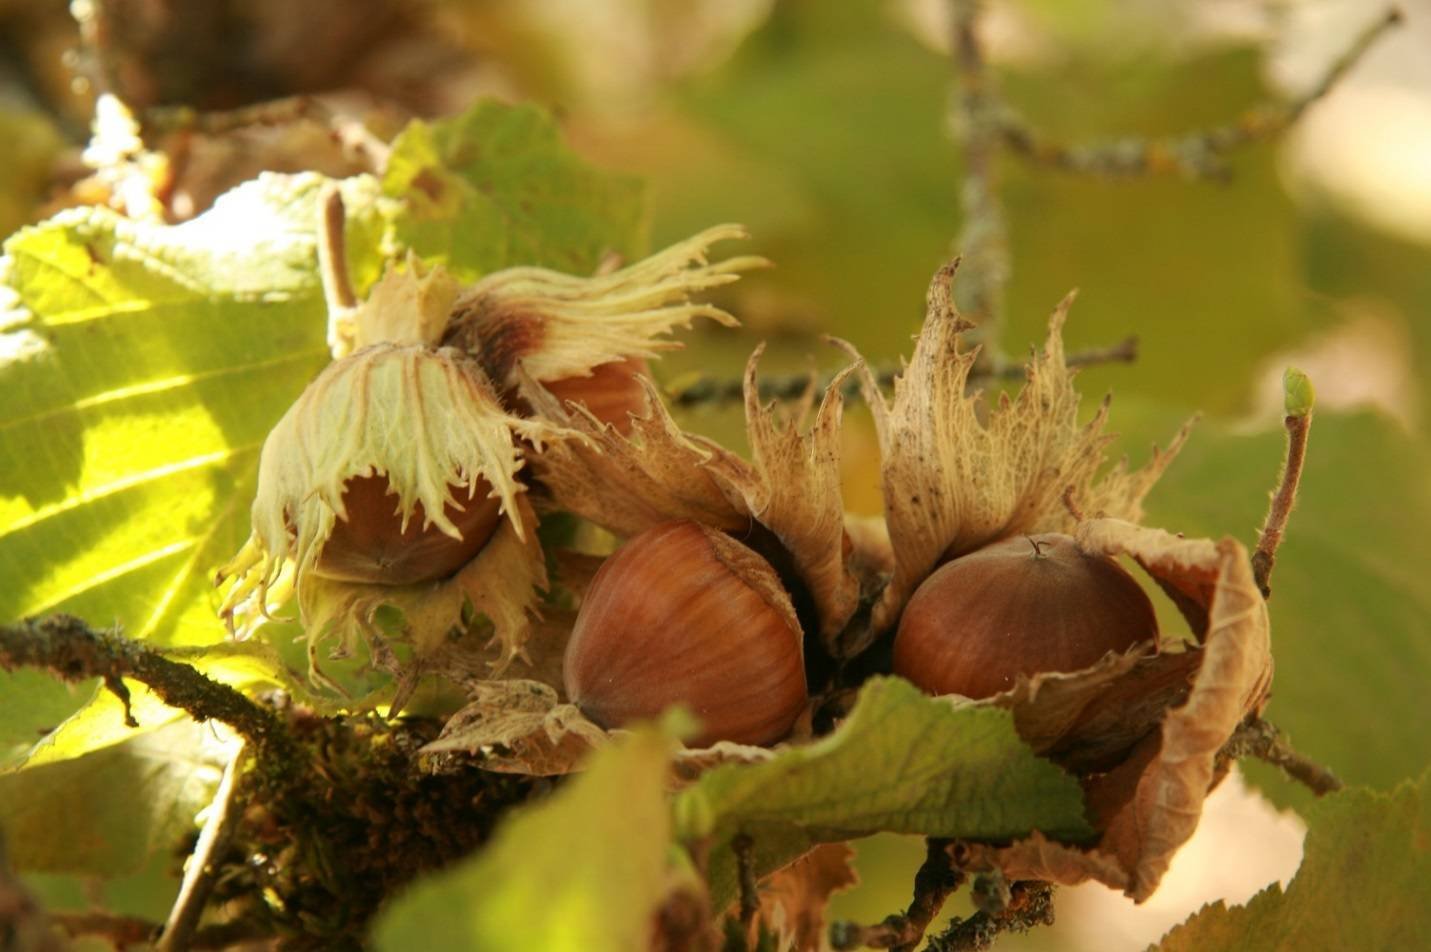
left=0, top=671, right=89, bottom=770
left=1156, top=769, right=1431, bottom=951
left=0, top=173, right=384, bottom=646
left=675, top=676, right=1090, bottom=910
left=371, top=725, right=677, bottom=952
left=1282, top=367, right=1315, bottom=417
left=1129, top=407, right=1431, bottom=809
left=0, top=720, right=229, bottom=876
left=383, top=100, right=647, bottom=281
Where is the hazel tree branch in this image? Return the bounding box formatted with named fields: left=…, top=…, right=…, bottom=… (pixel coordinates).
left=949, top=0, right=1010, bottom=362
left=0, top=615, right=299, bottom=768
left=926, top=880, right=1055, bottom=951
left=1222, top=715, right=1342, bottom=797
left=996, top=8, right=1402, bottom=182
left=667, top=335, right=1136, bottom=410
left=829, top=837, right=965, bottom=951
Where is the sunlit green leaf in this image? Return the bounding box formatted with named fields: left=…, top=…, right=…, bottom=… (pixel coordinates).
left=0, top=720, right=230, bottom=876
left=675, top=676, right=1090, bottom=910
left=372, top=724, right=677, bottom=952
left=1157, top=769, right=1431, bottom=951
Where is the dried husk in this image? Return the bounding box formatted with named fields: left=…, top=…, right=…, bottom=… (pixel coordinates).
left=528, top=349, right=861, bottom=642
left=421, top=679, right=607, bottom=777
left=960, top=518, right=1273, bottom=902
left=835, top=262, right=1189, bottom=632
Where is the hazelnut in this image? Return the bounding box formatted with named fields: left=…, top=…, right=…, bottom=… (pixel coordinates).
left=893, top=533, right=1157, bottom=699
left=563, top=521, right=808, bottom=747
left=540, top=357, right=651, bottom=434
left=314, top=473, right=504, bottom=586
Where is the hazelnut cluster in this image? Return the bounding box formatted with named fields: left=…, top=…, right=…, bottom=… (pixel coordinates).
left=219, top=210, right=1275, bottom=902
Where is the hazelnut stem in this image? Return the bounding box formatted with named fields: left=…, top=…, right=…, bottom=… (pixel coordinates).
left=734, top=833, right=759, bottom=934
left=318, top=183, right=358, bottom=312
left=1220, top=715, right=1342, bottom=798
left=1252, top=392, right=1313, bottom=599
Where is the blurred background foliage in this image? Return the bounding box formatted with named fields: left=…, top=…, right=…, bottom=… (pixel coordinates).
left=1, top=0, right=1427, bottom=948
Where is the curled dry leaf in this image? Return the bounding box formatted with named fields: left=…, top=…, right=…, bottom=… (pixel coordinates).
left=530, top=348, right=860, bottom=641
left=446, top=224, right=765, bottom=390
left=960, top=518, right=1272, bottom=902
left=834, top=262, right=1189, bottom=632
left=422, top=679, right=607, bottom=777
left=755, top=842, right=859, bottom=952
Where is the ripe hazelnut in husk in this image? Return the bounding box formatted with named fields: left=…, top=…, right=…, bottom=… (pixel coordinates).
left=563, top=521, right=808, bottom=747
left=538, top=357, right=651, bottom=434
left=893, top=532, right=1158, bottom=699
left=314, top=472, right=505, bottom=585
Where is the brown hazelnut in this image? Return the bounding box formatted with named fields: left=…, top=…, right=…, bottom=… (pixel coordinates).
left=893, top=533, right=1157, bottom=699
left=541, top=357, right=651, bottom=434
left=563, top=520, right=808, bottom=747
left=314, top=473, right=504, bottom=586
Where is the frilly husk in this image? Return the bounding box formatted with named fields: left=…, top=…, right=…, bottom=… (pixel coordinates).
left=960, top=518, right=1273, bottom=902
left=527, top=348, right=861, bottom=642
left=327, top=254, right=461, bottom=359
left=446, top=224, right=765, bottom=389
left=285, top=494, right=548, bottom=691
left=216, top=344, right=567, bottom=679
left=835, top=262, right=1190, bottom=633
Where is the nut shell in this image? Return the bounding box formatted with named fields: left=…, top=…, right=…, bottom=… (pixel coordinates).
left=893, top=532, right=1158, bottom=699
left=542, top=357, right=650, bottom=434
left=563, top=521, right=808, bottom=747
left=315, top=473, right=503, bottom=585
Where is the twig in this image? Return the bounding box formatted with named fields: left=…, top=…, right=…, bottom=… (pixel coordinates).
left=0, top=615, right=299, bottom=768
left=926, top=880, right=1055, bottom=951
left=997, top=8, right=1403, bottom=182
left=949, top=0, right=1010, bottom=361
left=1222, top=715, right=1342, bottom=797
left=829, top=838, right=964, bottom=950
left=141, top=95, right=393, bottom=169
left=668, top=335, right=1136, bottom=409
left=733, top=833, right=759, bottom=933
left=158, top=741, right=248, bottom=952
left=49, top=911, right=157, bottom=947
left=1252, top=368, right=1314, bottom=598
left=318, top=184, right=359, bottom=313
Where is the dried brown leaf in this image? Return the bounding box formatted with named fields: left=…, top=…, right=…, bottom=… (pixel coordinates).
left=961, top=519, right=1272, bottom=902
left=422, top=679, right=607, bottom=776
left=756, top=843, right=859, bottom=952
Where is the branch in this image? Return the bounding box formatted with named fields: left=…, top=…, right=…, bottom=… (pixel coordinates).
left=926, top=880, right=1055, bottom=951
left=668, top=335, right=1136, bottom=409
left=1252, top=368, right=1314, bottom=598
left=733, top=833, right=759, bottom=933
left=829, top=838, right=964, bottom=950
left=0, top=615, right=299, bottom=767
left=949, top=0, right=1010, bottom=359
left=158, top=741, right=248, bottom=952
left=1222, top=715, right=1342, bottom=797
left=997, top=8, right=1402, bottom=182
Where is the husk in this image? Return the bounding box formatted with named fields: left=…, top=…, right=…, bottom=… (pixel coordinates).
left=835, top=262, right=1189, bottom=632
left=447, top=224, right=764, bottom=388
